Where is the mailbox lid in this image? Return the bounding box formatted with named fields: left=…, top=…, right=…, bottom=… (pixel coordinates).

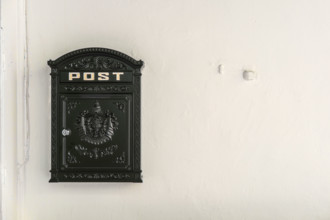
left=60, top=94, right=132, bottom=170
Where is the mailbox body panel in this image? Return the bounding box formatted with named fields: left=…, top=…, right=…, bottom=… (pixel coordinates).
left=48, top=48, right=143, bottom=182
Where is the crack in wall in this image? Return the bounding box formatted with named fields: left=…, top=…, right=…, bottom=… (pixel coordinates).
left=16, top=72, right=30, bottom=170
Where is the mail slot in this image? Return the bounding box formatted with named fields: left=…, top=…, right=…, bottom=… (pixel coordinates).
left=48, top=48, right=143, bottom=182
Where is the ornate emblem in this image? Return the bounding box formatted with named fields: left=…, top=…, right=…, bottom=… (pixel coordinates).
left=76, top=101, right=119, bottom=145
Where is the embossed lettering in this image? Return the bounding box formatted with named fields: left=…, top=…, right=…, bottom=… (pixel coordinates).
left=68, top=72, right=125, bottom=81
left=98, top=72, right=109, bottom=80
left=69, top=72, right=80, bottom=80
left=84, top=72, right=94, bottom=81
left=113, top=72, right=124, bottom=81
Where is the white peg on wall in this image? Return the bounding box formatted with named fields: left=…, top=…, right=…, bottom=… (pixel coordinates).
left=218, top=64, right=223, bottom=74
left=243, top=70, right=257, bottom=81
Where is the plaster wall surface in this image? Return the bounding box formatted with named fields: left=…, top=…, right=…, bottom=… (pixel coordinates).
left=3, top=0, right=330, bottom=219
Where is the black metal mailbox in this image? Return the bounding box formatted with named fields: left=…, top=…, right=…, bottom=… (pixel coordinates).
left=48, top=48, right=143, bottom=182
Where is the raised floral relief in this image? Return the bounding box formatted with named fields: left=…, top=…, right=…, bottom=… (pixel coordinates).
left=63, top=56, right=128, bottom=70
left=67, top=101, right=79, bottom=115
left=67, top=145, right=120, bottom=164
left=63, top=85, right=130, bottom=93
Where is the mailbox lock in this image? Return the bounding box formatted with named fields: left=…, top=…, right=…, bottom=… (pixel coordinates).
left=62, top=129, right=71, bottom=137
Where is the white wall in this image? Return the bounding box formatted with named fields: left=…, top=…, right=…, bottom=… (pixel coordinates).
left=3, top=0, right=330, bottom=219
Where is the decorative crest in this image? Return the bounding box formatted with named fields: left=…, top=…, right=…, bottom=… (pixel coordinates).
left=76, top=101, right=119, bottom=145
